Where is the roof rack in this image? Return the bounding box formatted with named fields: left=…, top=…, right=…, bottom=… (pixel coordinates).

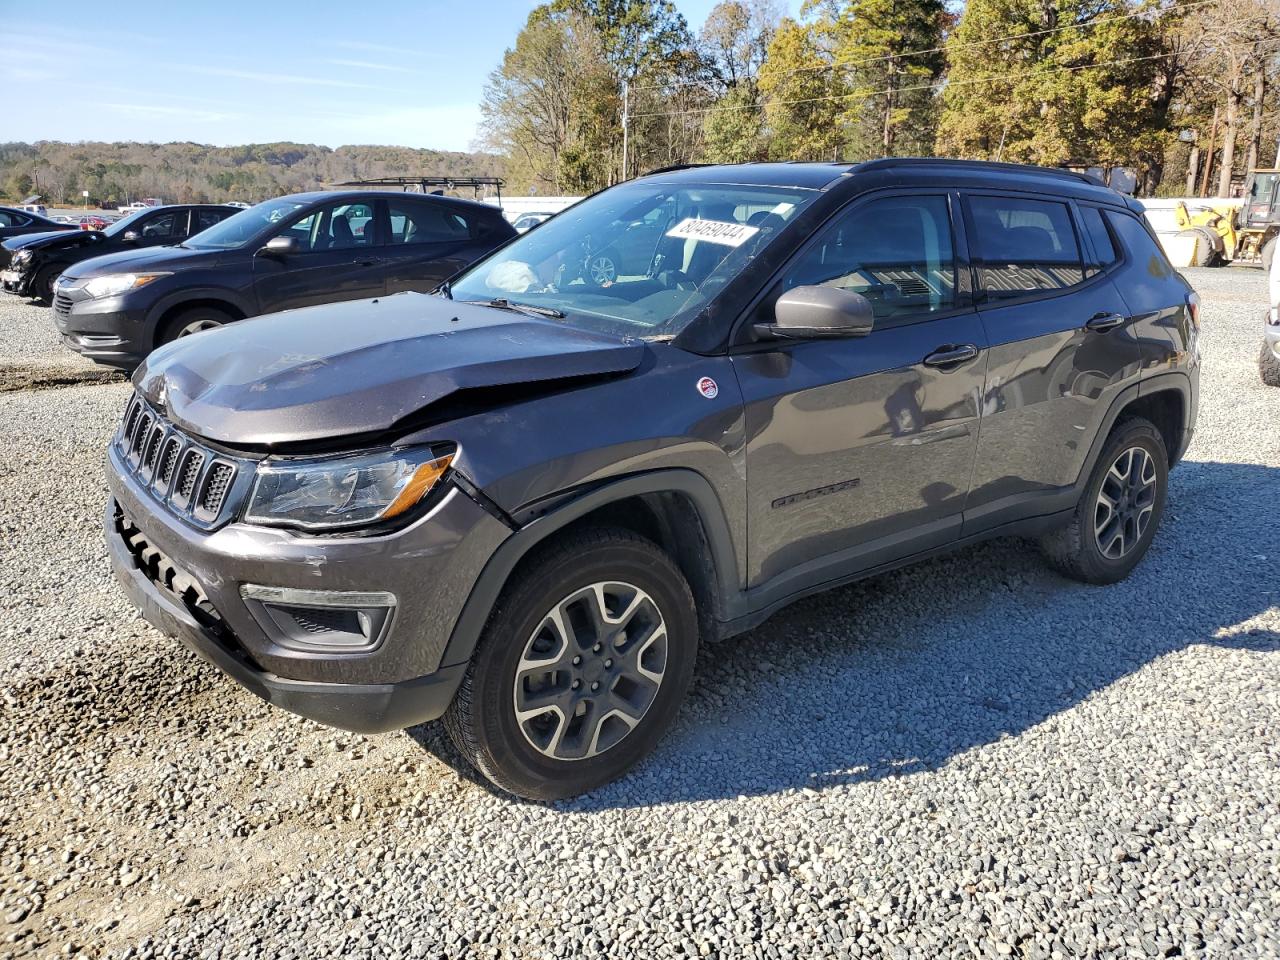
left=331, top=176, right=505, bottom=202
left=849, top=157, right=1106, bottom=187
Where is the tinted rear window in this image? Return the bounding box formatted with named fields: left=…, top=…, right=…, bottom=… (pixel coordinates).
left=969, top=195, right=1084, bottom=298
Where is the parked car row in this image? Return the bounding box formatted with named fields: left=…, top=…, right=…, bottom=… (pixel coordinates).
left=1, top=190, right=517, bottom=369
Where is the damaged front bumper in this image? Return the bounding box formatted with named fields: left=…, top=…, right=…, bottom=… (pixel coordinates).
left=105, top=442, right=511, bottom=733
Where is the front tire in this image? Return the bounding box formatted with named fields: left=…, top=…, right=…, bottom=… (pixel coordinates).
left=158, top=306, right=234, bottom=346
left=443, top=527, right=698, bottom=800
left=1039, top=417, right=1168, bottom=585
left=33, top=265, right=61, bottom=306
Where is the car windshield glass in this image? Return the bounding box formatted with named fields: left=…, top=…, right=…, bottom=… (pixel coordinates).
left=184, top=198, right=309, bottom=249
left=448, top=181, right=817, bottom=338
left=102, top=208, right=155, bottom=237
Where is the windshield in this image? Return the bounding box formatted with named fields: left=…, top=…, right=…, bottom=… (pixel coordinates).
left=1250, top=172, right=1279, bottom=203
left=102, top=207, right=155, bottom=237
left=185, top=197, right=309, bottom=249
left=448, top=181, right=817, bottom=337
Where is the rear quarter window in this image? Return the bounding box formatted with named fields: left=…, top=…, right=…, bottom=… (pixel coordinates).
left=1079, top=206, right=1119, bottom=269
left=1104, top=209, right=1174, bottom=279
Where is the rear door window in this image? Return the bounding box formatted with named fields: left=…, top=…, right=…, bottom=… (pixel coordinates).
left=192, top=209, right=232, bottom=233
left=781, top=194, right=957, bottom=326
left=968, top=195, right=1084, bottom=298
left=387, top=202, right=471, bottom=245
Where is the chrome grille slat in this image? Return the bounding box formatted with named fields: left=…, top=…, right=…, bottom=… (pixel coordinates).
left=113, top=391, right=253, bottom=530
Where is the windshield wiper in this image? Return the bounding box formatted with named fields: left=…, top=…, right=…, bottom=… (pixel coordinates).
left=463, top=298, right=565, bottom=319
left=437, top=280, right=453, bottom=300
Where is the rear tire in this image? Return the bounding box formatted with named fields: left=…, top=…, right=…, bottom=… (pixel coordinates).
left=443, top=527, right=698, bottom=800
left=1261, top=340, right=1280, bottom=387
left=158, top=306, right=234, bottom=345
left=1039, top=417, right=1168, bottom=585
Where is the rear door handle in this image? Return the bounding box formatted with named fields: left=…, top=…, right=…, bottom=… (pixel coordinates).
left=356, top=256, right=382, bottom=267
left=923, top=343, right=980, bottom=368
left=1085, top=312, right=1126, bottom=332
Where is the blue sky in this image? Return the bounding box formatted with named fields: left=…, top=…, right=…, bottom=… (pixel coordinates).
left=4, top=0, right=801, bottom=152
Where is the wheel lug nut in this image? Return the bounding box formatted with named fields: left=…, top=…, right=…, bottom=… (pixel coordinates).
left=571, top=679, right=581, bottom=689
left=572, top=656, right=581, bottom=666
left=593, top=643, right=602, bottom=653
left=604, top=659, right=613, bottom=668
left=591, top=681, right=600, bottom=691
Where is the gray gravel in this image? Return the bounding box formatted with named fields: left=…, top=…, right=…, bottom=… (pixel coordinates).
left=1, top=268, right=1278, bottom=958
left=0, top=295, right=124, bottom=392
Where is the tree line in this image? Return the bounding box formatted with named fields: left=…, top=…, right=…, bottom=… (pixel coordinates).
left=481, top=0, right=1280, bottom=197
left=0, top=141, right=504, bottom=207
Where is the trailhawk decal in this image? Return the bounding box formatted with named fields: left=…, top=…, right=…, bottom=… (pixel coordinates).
left=665, top=218, right=760, bottom=247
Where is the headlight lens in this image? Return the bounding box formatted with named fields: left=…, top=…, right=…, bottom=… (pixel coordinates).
left=245, top=447, right=455, bottom=530
left=12, top=249, right=32, bottom=264
left=83, top=272, right=169, bottom=299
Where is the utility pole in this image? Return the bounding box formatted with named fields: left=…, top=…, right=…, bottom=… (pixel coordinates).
left=1198, top=106, right=1219, bottom=198
left=621, top=79, right=630, bottom=183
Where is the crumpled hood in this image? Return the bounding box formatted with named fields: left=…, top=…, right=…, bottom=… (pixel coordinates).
left=136, top=292, right=645, bottom=446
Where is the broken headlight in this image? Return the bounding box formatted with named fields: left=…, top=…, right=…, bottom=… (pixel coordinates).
left=245, top=446, right=455, bottom=531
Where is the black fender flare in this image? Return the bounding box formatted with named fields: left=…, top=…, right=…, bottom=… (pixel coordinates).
left=1074, top=371, right=1193, bottom=495
left=437, top=468, right=741, bottom=669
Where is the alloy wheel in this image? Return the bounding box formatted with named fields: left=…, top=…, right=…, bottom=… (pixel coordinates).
left=588, top=255, right=617, bottom=285
left=512, top=581, right=667, bottom=761
left=177, top=318, right=222, bottom=337
left=1094, top=446, right=1158, bottom=560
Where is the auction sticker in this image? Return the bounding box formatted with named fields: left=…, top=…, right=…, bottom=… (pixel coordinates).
left=665, top=218, right=760, bottom=247
left=696, top=376, right=719, bottom=399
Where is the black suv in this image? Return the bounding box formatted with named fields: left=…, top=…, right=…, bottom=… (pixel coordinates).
left=105, top=160, right=1199, bottom=799
left=1, top=204, right=238, bottom=304
left=51, top=191, right=515, bottom=370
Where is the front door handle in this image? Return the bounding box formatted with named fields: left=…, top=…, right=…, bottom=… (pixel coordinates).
left=923, top=343, right=980, bottom=368
left=1085, top=312, right=1126, bottom=332
left=355, top=256, right=383, bottom=267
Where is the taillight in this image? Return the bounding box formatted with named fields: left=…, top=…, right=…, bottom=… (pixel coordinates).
left=1187, top=291, right=1200, bottom=329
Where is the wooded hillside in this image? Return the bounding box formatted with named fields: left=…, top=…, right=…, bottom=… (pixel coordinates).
left=0, top=141, right=506, bottom=206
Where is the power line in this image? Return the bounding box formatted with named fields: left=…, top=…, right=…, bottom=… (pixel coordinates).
left=628, top=33, right=1280, bottom=121
left=629, top=0, right=1224, bottom=93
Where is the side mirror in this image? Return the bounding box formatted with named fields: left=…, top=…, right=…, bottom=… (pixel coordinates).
left=756, top=285, right=875, bottom=340
left=258, top=235, right=299, bottom=257
left=122, top=230, right=140, bottom=243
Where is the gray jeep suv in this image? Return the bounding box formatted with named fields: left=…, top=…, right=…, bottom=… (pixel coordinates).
left=106, top=159, right=1200, bottom=799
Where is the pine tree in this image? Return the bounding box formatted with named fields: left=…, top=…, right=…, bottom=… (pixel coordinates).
left=936, top=0, right=1170, bottom=175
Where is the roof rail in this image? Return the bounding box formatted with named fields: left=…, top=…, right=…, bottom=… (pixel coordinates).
left=849, top=157, right=1107, bottom=187
left=642, top=163, right=715, bottom=176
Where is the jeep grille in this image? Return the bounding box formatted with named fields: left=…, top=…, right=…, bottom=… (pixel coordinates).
left=113, top=392, right=253, bottom=530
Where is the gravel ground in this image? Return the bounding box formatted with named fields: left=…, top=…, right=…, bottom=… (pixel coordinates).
left=0, top=295, right=124, bottom=392
left=1, top=269, right=1277, bottom=959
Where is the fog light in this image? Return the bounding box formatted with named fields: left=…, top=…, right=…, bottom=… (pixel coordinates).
left=240, top=584, right=395, bottom=653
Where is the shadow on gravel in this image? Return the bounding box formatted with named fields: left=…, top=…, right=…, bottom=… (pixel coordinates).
left=407, top=460, right=1280, bottom=808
